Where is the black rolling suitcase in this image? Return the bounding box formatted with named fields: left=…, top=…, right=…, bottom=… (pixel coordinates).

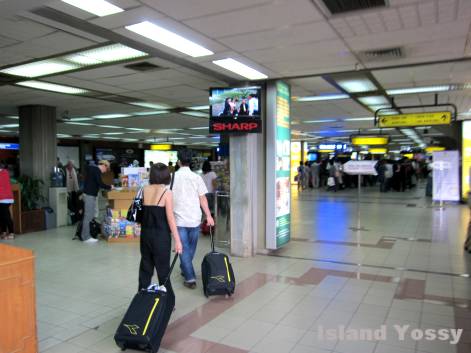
left=114, top=255, right=178, bottom=353
left=201, top=228, right=235, bottom=297
left=72, top=219, right=100, bottom=240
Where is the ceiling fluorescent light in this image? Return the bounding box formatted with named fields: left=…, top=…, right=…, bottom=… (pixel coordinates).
left=93, top=113, right=130, bottom=119
left=188, top=105, right=210, bottom=110
left=102, top=132, right=124, bottom=135
left=358, top=96, right=389, bottom=105
left=134, top=110, right=170, bottom=116
left=1, top=59, right=79, bottom=78
left=294, top=94, right=349, bottom=102
left=304, top=119, right=337, bottom=123
left=189, top=126, right=208, bottom=130
left=65, top=44, right=147, bottom=65
left=5, top=116, right=19, bottom=120
left=65, top=122, right=94, bottom=126
left=0, top=124, right=19, bottom=128
left=336, top=78, right=377, bottom=93
left=61, top=0, right=123, bottom=17
left=344, top=117, right=374, bottom=121
left=130, top=102, right=170, bottom=109
left=17, top=81, right=89, bottom=95
left=181, top=111, right=208, bottom=118
left=69, top=117, right=93, bottom=121
left=97, top=125, right=121, bottom=129
left=213, top=58, right=268, bottom=80
left=126, top=128, right=149, bottom=131
left=386, top=85, right=451, bottom=95
left=126, top=21, right=213, bottom=57
left=57, top=134, right=72, bottom=138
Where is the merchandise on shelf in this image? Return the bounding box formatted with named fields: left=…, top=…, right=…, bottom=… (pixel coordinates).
left=103, top=208, right=141, bottom=239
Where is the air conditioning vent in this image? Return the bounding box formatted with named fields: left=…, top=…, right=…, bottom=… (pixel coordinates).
left=320, top=0, right=387, bottom=14
left=358, top=47, right=403, bottom=61
left=125, top=61, right=164, bottom=72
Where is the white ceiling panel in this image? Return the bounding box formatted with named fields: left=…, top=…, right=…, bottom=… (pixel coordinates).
left=0, top=17, right=55, bottom=42
left=218, top=22, right=337, bottom=53
left=288, top=77, right=338, bottom=94
left=346, top=20, right=469, bottom=51
left=140, top=0, right=273, bottom=21
left=183, top=0, right=323, bottom=39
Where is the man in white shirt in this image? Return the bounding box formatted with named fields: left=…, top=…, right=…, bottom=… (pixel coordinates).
left=248, top=94, right=259, bottom=116
left=172, top=149, right=215, bottom=289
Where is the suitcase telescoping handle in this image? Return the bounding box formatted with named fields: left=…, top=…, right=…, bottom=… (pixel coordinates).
left=162, top=253, right=179, bottom=287
left=210, top=226, right=215, bottom=252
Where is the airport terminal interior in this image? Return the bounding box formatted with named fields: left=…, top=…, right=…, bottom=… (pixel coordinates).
left=0, top=1, right=471, bottom=353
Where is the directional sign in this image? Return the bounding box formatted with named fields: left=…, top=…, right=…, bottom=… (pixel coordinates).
left=378, top=111, right=451, bottom=128
left=343, top=160, right=378, bottom=175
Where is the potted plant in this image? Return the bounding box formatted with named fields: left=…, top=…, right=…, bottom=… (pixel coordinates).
left=18, top=175, right=46, bottom=233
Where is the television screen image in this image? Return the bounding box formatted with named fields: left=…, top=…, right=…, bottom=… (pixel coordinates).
left=210, top=86, right=261, bottom=118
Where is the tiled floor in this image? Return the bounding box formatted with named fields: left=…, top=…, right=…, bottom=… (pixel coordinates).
left=2, top=184, right=471, bottom=353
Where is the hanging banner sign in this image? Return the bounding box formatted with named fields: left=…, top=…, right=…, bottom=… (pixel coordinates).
left=266, top=81, right=291, bottom=250
left=343, top=160, right=378, bottom=175
left=378, top=111, right=451, bottom=128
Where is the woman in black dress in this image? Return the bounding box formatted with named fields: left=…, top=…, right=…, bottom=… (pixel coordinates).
left=138, top=163, right=183, bottom=295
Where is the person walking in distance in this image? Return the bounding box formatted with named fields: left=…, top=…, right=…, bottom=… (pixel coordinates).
left=172, top=149, right=215, bottom=289
left=0, top=161, right=14, bottom=239
left=81, top=160, right=113, bottom=243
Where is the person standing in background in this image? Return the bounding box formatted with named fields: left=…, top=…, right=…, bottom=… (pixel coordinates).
left=172, top=149, right=214, bottom=289
left=310, top=161, right=320, bottom=188
left=0, top=162, right=14, bottom=239
left=81, top=160, right=113, bottom=243
left=201, top=161, right=218, bottom=213
left=168, top=161, right=175, bottom=173
left=66, top=160, right=80, bottom=224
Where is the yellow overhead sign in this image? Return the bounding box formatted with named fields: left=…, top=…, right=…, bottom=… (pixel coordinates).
left=378, top=111, right=451, bottom=128
left=369, top=148, right=388, bottom=154
left=351, top=135, right=389, bottom=146
left=150, top=144, right=172, bottom=151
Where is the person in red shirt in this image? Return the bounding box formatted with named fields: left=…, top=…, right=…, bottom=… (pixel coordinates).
left=0, top=162, right=14, bottom=239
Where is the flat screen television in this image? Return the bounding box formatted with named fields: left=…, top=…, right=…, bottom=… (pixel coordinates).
left=209, top=86, right=262, bottom=134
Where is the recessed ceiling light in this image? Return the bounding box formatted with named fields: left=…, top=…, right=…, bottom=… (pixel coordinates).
left=126, top=21, right=213, bottom=57
left=304, top=119, right=337, bottom=123
left=189, top=126, right=208, bottom=130
left=336, top=78, right=377, bottom=93
left=188, top=105, right=210, bottom=110
left=103, top=137, right=121, bottom=140
left=82, top=135, right=100, bottom=139
left=61, top=0, right=124, bottom=17
left=57, top=134, right=72, bottom=138
left=213, top=58, right=268, bottom=80
left=102, top=132, right=124, bottom=135
left=16, top=81, right=89, bottom=94
left=344, top=117, right=374, bottom=121
left=358, top=96, right=389, bottom=105
left=386, top=85, right=451, bottom=95
left=93, top=114, right=130, bottom=119
left=1, top=60, right=79, bottom=78
left=181, top=111, right=208, bottom=118
left=123, top=138, right=139, bottom=142
left=134, top=110, right=170, bottom=116
left=130, top=102, right=170, bottom=109
left=126, top=128, right=149, bottom=131
left=294, top=94, right=349, bottom=102
left=65, top=44, right=147, bottom=65
left=1, top=44, right=147, bottom=78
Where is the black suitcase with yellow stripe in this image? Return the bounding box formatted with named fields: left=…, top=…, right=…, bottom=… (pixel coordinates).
left=114, top=255, right=178, bottom=353
left=201, top=228, right=235, bottom=297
